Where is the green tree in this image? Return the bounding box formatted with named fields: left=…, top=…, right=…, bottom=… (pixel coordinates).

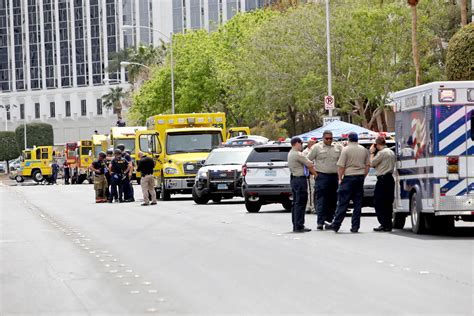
left=103, top=87, right=127, bottom=120
left=0, top=131, right=20, bottom=173
left=15, top=123, right=54, bottom=151
left=445, top=23, right=474, bottom=81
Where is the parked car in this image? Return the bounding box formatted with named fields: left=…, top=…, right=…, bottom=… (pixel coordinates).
left=193, top=146, right=254, bottom=204
left=0, top=162, right=5, bottom=173
left=224, top=135, right=269, bottom=147
left=241, top=144, right=293, bottom=212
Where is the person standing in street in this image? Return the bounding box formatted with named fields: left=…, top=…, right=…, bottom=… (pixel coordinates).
left=288, top=137, right=318, bottom=233
left=116, top=144, right=134, bottom=202
left=303, top=138, right=317, bottom=214
left=370, top=136, right=396, bottom=232
left=137, top=152, right=157, bottom=206
left=89, top=152, right=108, bottom=203
left=51, top=160, right=59, bottom=185
left=108, top=149, right=127, bottom=203
left=63, top=160, right=70, bottom=185
left=325, top=132, right=369, bottom=233
left=307, top=131, right=342, bottom=230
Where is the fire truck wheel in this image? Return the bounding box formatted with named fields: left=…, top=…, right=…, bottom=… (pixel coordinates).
left=15, top=175, right=24, bottom=183
left=392, top=212, right=406, bottom=229
left=32, top=170, right=44, bottom=183
left=410, top=191, right=427, bottom=234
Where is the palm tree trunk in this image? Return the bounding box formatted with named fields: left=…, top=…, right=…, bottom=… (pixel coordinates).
left=410, top=4, right=422, bottom=86
left=460, top=0, right=468, bottom=26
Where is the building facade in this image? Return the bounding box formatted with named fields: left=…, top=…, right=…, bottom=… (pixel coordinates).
left=0, top=0, right=267, bottom=143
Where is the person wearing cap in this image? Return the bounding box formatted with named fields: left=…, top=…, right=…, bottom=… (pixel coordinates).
left=370, top=136, right=396, bottom=232
left=108, top=149, right=127, bottom=203
left=307, top=130, right=343, bottom=230
left=288, top=137, right=318, bottom=233
left=116, top=144, right=134, bottom=202
left=325, top=132, right=369, bottom=233
left=89, top=151, right=108, bottom=203
left=137, top=152, right=157, bottom=206
left=303, top=138, right=317, bottom=214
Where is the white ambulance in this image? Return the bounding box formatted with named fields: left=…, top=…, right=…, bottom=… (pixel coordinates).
left=391, top=81, right=474, bottom=234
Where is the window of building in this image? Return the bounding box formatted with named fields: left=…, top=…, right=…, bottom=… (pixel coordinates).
left=50, top=102, right=55, bottom=118
left=96, top=99, right=103, bottom=115
left=81, top=100, right=87, bottom=116
left=65, top=101, right=71, bottom=117
left=34, top=102, right=40, bottom=119
left=20, top=103, right=24, bottom=119
left=6, top=107, right=10, bottom=120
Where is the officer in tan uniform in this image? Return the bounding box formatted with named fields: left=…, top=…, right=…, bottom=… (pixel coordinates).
left=303, top=138, right=317, bottom=214
left=325, top=132, right=369, bottom=233
left=307, top=131, right=342, bottom=230
left=370, top=136, right=396, bottom=232
left=288, top=137, right=318, bottom=233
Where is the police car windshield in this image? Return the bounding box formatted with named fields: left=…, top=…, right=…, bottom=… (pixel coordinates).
left=246, top=146, right=291, bottom=163
left=167, top=132, right=222, bottom=155
left=205, top=149, right=252, bottom=166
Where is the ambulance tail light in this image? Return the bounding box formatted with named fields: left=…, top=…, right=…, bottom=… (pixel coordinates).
left=447, top=156, right=459, bottom=174
left=242, top=165, right=247, bottom=177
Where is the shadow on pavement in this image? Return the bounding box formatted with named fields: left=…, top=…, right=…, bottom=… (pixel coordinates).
left=390, top=227, right=474, bottom=240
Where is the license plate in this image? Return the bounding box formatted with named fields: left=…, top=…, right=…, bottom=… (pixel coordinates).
left=265, top=170, right=277, bottom=177
left=217, top=184, right=228, bottom=190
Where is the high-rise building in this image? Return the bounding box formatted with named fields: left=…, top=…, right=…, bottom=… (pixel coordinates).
left=0, top=0, right=267, bottom=143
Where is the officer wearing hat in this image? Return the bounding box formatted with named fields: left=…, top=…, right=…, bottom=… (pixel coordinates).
left=325, top=132, right=369, bottom=233
left=288, top=137, right=318, bottom=233
left=89, top=151, right=108, bottom=203
left=307, top=130, right=342, bottom=230
left=370, top=136, right=396, bottom=232
left=108, top=149, right=127, bottom=203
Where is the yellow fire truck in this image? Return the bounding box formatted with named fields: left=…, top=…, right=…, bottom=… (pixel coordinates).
left=140, top=113, right=249, bottom=200
left=16, top=145, right=65, bottom=183
left=92, top=134, right=109, bottom=159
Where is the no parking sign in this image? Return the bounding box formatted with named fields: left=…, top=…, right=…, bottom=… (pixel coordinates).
left=324, top=95, right=335, bottom=110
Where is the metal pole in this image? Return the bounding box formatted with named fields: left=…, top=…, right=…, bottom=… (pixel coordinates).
left=170, top=32, right=175, bottom=114
left=325, top=0, right=333, bottom=117
left=4, top=108, right=7, bottom=131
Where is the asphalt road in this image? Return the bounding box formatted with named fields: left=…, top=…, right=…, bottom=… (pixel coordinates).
left=1, top=180, right=473, bottom=315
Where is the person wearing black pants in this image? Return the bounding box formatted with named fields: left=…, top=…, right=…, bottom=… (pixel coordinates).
left=370, top=136, right=396, bottom=232
left=287, top=137, right=318, bottom=233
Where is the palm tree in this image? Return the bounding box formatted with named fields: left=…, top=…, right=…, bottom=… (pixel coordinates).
left=408, top=0, right=421, bottom=86
left=460, top=0, right=467, bottom=26
left=102, top=87, right=127, bottom=120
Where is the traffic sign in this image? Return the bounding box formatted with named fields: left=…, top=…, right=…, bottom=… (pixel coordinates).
left=323, top=116, right=340, bottom=126
left=324, top=95, right=335, bottom=110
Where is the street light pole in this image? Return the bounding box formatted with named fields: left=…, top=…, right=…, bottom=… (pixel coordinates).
left=325, top=0, right=333, bottom=117
left=122, top=25, right=175, bottom=114
left=120, top=61, right=152, bottom=70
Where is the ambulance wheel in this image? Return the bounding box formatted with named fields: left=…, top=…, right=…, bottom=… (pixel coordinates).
left=392, top=212, right=406, bottom=229
left=32, top=170, right=44, bottom=183
left=410, top=192, right=427, bottom=234
left=192, top=187, right=209, bottom=204
left=160, top=179, right=171, bottom=201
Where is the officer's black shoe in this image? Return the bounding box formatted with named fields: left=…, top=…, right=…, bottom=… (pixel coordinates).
left=108, top=200, right=113, bottom=203
left=373, top=226, right=392, bottom=232
left=324, top=222, right=339, bottom=232
left=141, top=203, right=149, bottom=206
left=293, top=227, right=312, bottom=233
left=316, top=225, right=324, bottom=230
left=350, top=228, right=359, bottom=233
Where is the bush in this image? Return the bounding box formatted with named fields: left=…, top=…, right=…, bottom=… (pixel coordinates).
left=445, top=23, right=474, bottom=81
left=15, top=123, right=54, bottom=151
left=0, top=132, right=21, bottom=172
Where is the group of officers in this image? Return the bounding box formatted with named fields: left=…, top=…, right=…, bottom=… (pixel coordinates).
left=288, top=131, right=396, bottom=233
left=88, top=145, right=158, bottom=206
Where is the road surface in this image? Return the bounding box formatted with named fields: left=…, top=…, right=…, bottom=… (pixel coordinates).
left=1, top=181, right=473, bottom=315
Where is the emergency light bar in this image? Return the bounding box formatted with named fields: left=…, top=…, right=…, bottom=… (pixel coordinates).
left=439, top=89, right=456, bottom=102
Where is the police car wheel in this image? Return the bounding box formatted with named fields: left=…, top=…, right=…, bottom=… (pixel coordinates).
left=212, top=195, right=222, bottom=203
left=282, top=199, right=292, bottom=212
left=32, top=170, right=43, bottom=183
left=192, top=186, right=209, bottom=204
left=410, top=192, right=427, bottom=234
left=245, top=197, right=261, bottom=213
